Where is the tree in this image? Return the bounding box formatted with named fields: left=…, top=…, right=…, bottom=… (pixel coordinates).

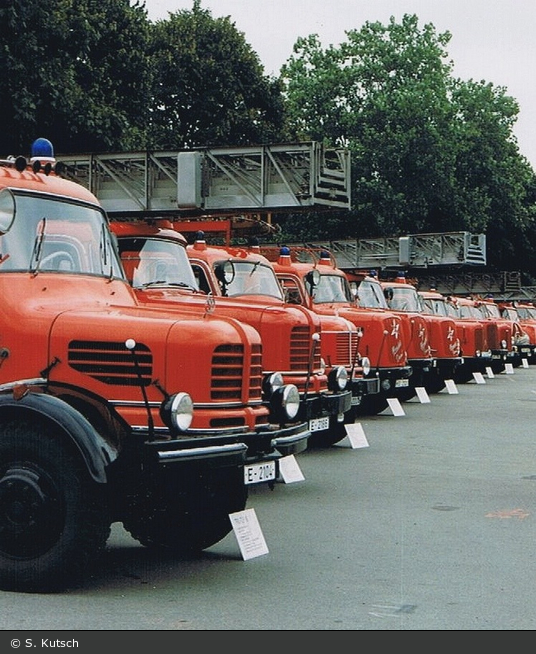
left=278, top=14, right=536, bottom=275
left=147, top=0, right=287, bottom=149
left=0, top=0, right=151, bottom=154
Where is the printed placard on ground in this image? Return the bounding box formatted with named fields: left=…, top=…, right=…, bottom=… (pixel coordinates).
left=336, top=422, right=369, bottom=449
left=228, top=508, right=269, bottom=560
left=485, top=367, right=494, bottom=378
left=278, top=454, right=305, bottom=483
left=386, top=397, right=405, bottom=416
left=504, top=363, right=514, bottom=374
left=473, top=372, right=486, bottom=384
left=415, top=387, right=431, bottom=403
left=522, top=358, right=530, bottom=368
left=444, top=379, right=459, bottom=394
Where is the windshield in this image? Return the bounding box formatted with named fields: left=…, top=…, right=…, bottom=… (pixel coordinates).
left=517, top=306, right=536, bottom=320
left=501, top=308, right=519, bottom=322
left=422, top=297, right=448, bottom=316
left=479, top=302, right=501, bottom=319
left=0, top=191, right=123, bottom=278
left=223, top=260, right=284, bottom=299
left=117, top=236, right=198, bottom=290
left=459, top=304, right=484, bottom=319
left=386, top=286, right=422, bottom=312
left=307, top=273, right=351, bottom=304
left=357, top=279, right=389, bottom=309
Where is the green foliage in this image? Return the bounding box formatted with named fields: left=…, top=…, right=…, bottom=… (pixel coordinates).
left=279, top=14, right=536, bottom=276
left=146, top=2, right=287, bottom=148
left=0, top=0, right=151, bottom=154
left=0, top=4, right=535, bottom=277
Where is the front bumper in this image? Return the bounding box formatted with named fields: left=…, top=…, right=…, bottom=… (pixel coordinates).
left=271, top=421, right=311, bottom=457
left=435, top=356, right=464, bottom=379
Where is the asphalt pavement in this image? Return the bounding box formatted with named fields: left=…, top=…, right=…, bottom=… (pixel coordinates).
left=2, top=363, right=536, bottom=632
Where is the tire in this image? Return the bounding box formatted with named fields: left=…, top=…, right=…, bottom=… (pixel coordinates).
left=396, top=386, right=418, bottom=402
left=454, top=366, right=475, bottom=384
left=424, top=376, right=446, bottom=394
left=307, top=417, right=349, bottom=448
left=122, top=465, right=248, bottom=554
left=353, top=394, right=389, bottom=417
left=0, top=421, right=111, bottom=593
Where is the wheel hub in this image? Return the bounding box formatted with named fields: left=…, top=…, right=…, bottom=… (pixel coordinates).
left=0, top=465, right=62, bottom=558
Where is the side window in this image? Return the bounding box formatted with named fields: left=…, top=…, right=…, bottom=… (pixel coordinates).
left=280, top=277, right=302, bottom=304
left=191, top=264, right=211, bottom=294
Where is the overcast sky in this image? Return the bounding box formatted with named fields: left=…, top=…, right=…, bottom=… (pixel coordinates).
left=143, top=0, right=536, bottom=169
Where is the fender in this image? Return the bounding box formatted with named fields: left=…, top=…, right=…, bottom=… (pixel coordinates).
left=0, top=392, right=117, bottom=483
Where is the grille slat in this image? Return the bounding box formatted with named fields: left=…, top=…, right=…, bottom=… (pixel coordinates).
left=68, top=340, right=152, bottom=386
left=334, top=332, right=358, bottom=366
left=211, top=343, right=263, bottom=401
left=290, top=326, right=320, bottom=369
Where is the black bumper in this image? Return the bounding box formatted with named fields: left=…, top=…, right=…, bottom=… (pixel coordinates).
left=297, top=389, right=353, bottom=422
left=270, top=421, right=311, bottom=457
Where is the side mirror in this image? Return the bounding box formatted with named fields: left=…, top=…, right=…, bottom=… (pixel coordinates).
left=306, top=269, right=321, bottom=287
left=214, top=260, right=235, bottom=285
left=0, top=189, right=15, bottom=234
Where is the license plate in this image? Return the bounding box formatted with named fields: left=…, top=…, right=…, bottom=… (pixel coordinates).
left=395, top=378, right=409, bottom=387
left=351, top=395, right=362, bottom=405
left=309, top=416, right=329, bottom=432
left=244, top=461, right=276, bottom=485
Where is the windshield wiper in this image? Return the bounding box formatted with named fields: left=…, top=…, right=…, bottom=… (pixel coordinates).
left=140, top=280, right=197, bottom=290
left=29, top=217, right=47, bottom=274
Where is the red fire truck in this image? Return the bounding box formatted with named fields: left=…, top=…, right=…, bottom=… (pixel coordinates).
left=0, top=140, right=300, bottom=592
left=260, top=247, right=413, bottom=416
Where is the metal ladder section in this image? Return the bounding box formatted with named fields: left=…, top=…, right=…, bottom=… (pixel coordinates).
left=300, top=232, right=487, bottom=269
left=58, top=142, right=351, bottom=216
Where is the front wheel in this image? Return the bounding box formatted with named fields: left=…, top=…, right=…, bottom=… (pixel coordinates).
left=307, top=416, right=349, bottom=448
left=0, top=422, right=111, bottom=593
left=353, top=394, right=389, bottom=417
left=122, top=465, right=248, bottom=554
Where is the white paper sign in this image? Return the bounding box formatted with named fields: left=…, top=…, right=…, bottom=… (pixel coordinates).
left=504, top=363, right=514, bottom=374
left=485, top=366, right=494, bottom=378
left=278, top=454, right=305, bottom=483
left=336, top=422, right=369, bottom=449
left=473, top=372, right=486, bottom=384
left=522, top=358, right=529, bottom=368
left=229, top=508, right=269, bottom=560
left=387, top=397, right=405, bottom=416
left=444, top=379, right=458, bottom=394
left=415, top=386, right=431, bottom=403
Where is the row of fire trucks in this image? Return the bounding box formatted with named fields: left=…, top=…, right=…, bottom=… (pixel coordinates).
left=1, top=138, right=531, bottom=593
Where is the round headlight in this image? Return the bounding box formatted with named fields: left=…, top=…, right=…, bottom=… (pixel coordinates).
left=263, top=372, right=284, bottom=397
left=501, top=339, right=507, bottom=349
left=271, top=384, right=300, bottom=422
left=328, top=365, right=348, bottom=391
left=361, top=356, right=371, bottom=376
left=281, top=384, right=300, bottom=420
left=160, top=392, right=194, bottom=432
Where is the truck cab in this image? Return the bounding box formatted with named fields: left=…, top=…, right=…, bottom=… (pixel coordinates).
left=261, top=247, right=414, bottom=416
left=111, top=223, right=352, bottom=448
left=472, top=296, right=520, bottom=371
left=419, top=290, right=492, bottom=383
left=378, top=273, right=462, bottom=394
left=187, top=234, right=355, bottom=447
left=500, top=302, right=536, bottom=364
left=0, top=140, right=294, bottom=592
